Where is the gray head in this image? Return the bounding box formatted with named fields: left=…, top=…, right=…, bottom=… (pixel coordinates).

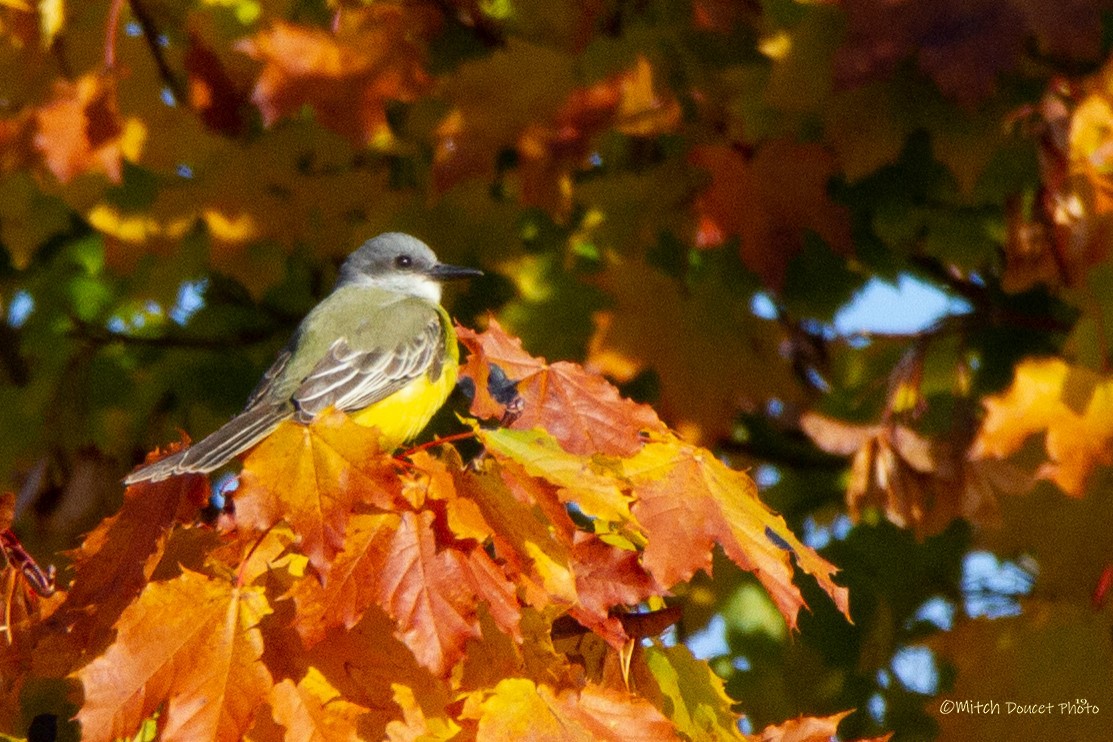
left=337, top=233, right=481, bottom=302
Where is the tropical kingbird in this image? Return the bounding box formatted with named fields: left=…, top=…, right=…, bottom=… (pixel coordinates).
left=124, top=232, right=481, bottom=484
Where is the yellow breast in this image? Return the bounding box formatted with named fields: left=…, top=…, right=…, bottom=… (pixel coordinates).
left=347, top=357, right=458, bottom=450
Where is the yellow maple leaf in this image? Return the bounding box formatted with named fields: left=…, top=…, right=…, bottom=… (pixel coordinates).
left=973, top=357, right=1113, bottom=495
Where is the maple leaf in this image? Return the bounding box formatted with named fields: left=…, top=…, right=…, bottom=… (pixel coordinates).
left=33, top=73, right=143, bottom=184
left=185, top=31, right=250, bottom=138
left=45, top=471, right=207, bottom=658
left=269, top=669, right=370, bottom=742
left=834, top=0, right=1103, bottom=106
left=458, top=319, right=665, bottom=457
left=289, top=511, right=402, bottom=647
left=567, top=534, right=659, bottom=645
left=73, top=570, right=272, bottom=742
left=454, top=464, right=579, bottom=607
left=479, top=427, right=633, bottom=524
left=689, top=139, right=852, bottom=290
left=971, top=358, right=1113, bottom=496
left=235, top=409, right=400, bottom=578
left=434, top=39, right=577, bottom=191
left=237, top=8, right=431, bottom=146
left=294, top=508, right=520, bottom=677
left=515, top=55, right=680, bottom=215
left=287, top=607, right=453, bottom=740
left=641, top=644, right=745, bottom=740
left=753, top=709, right=854, bottom=742
left=624, top=433, right=850, bottom=629
left=469, top=678, right=678, bottom=741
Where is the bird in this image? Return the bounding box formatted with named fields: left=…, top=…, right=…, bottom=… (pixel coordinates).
left=124, top=232, right=482, bottom=484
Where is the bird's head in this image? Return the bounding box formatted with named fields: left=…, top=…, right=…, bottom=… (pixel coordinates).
left=338, top=233, right=482, bottom=302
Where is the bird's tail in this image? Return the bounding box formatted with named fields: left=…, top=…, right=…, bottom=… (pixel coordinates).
left=124, top=405, right=290, bottom=485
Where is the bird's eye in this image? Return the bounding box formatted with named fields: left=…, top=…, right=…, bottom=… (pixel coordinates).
left=394, top=255, right=412, bottom=269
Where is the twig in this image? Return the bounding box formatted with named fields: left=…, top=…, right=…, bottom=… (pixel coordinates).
left=68, top=318, right=278, bottom=351
left=104, top=0, right=127, bottom=69
left=126, top=0, right=188, bottom=104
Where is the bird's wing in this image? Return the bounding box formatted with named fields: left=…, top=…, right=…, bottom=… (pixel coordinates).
left=291, top=315, right=445, bottom=419
left=243, top=348, right=292, bottom=409
left=123, top=403, right=290, bottom=483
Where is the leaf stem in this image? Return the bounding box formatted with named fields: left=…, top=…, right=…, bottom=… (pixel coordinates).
left=236, top=522, right=277, bottom=589
left=399, top=430, right=477, bottom=459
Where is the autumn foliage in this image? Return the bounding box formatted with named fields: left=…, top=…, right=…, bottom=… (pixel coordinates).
left=0, top=322, right=848, bottom=740
left=8, top=0, right=1113, bottom=739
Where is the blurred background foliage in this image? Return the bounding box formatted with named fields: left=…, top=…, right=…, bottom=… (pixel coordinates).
left=4, top=0, right=1113, bottom=738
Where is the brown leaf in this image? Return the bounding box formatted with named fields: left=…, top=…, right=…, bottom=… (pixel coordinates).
left=755, top=709, right=853, bottom=742
left=567, top=533, right=659, bottom=645
left=803, top=411, right=1030, bottom=536
left=186, top=31, right=250, bottom=137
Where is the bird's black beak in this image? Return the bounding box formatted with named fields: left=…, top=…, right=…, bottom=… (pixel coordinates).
left=428, top=263, right=483, bottom=280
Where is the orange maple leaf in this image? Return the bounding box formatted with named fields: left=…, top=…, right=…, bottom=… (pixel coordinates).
left=237, top=9, right=431, bottom=146
left=754, top=709, right=861, bottom=742
left=458, top=319, right=665, bottom=457
left=567, top=533, right=660, bottom=645
left=294, top=507, right=520, bottom=677
left=689, top=140, right=851, bottom=289
left=454, top=463, right=579, bottom=608
left=33, top=73, right=138, bottom=184
left=470, top=678, right=678, bottom=741
left=376, top=510, right=520, bottom=676
left=52, top=471, right=206, bottom=650
left=625, top=433, right=850, bottom=629
left=235, top=409, right=399, bottom=578
left=269, top=670, right=369, bottom=742
left=73, top=570, right=272, bottom=742
left=290, top=511, right=401, bottom=647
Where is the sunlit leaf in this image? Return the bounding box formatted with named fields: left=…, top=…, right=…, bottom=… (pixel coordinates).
left=459, top=319, right=665, bottom=457
left=73, top=570, right=272, bottom=742
left=236, top=409, right=399, bottom=577
left=470, top=678, right=678, bottom=741
left=624, top=432, right=850, bottom=628
left=972, top=358, right=1113, bottom=496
